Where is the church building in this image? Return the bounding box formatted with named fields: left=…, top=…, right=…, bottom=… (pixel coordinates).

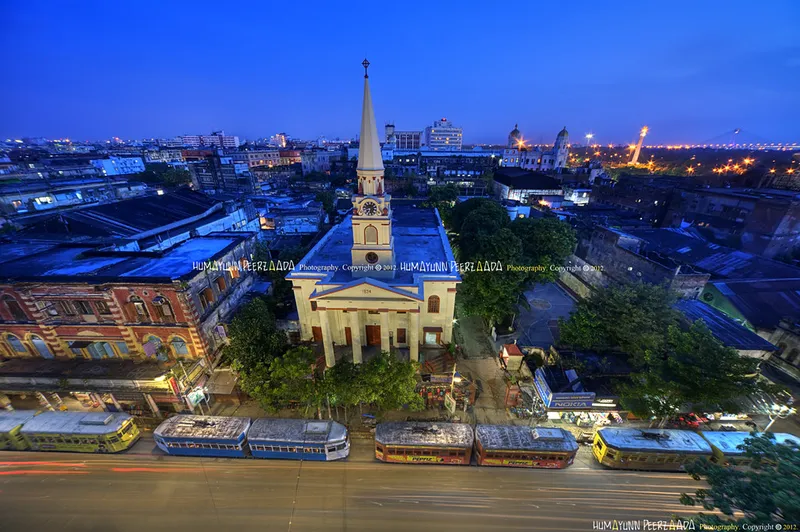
left=287, top=61, right=461, bottom=367
left=502, top=125, right=570, bottom=172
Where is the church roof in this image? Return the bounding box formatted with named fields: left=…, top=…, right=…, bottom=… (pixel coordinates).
left=557, top=127, right=569, bottom=138
left=509, top=124, right=520, bottom=137
left=357, top=74, right=384, bottom=173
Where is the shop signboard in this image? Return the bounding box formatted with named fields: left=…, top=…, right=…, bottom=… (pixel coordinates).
left=533, top=368, right=594, bottom=410
left=444, top=393, right=456, bottom=414
left=186, top=387, right=207, bottom=407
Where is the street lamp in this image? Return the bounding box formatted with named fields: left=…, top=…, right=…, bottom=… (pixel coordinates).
left=764, top=404, right=796, bottom=432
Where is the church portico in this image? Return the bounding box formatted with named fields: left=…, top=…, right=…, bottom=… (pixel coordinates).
left=286, top=61, right=460, bottom=367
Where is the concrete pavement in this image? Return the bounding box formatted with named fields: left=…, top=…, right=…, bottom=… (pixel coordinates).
left=0, top=437, right=711, bottom=532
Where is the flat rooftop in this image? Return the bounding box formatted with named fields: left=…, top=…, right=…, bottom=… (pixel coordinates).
left=289, top=205, right=460, bottom=286
left=699, top=431, right=800, bottom=455
left=674, top=299, right=777, bottom=351
left=476, top=425, right=578, bottom=452
left=20, top=411, right=133, bottom=435
left=247, top=419, right=347, bottom=444
left=375, top=422, right=474, bottom=448
left=154, top=415, right=251, bottom=440
left=598, top=428, right=712, bottom=454
left=0, top=232, right=251, bottom=283
left=0, top=410, right=38, bottom=433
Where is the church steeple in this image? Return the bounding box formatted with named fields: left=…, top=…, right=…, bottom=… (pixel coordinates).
left=351, top=59, right=394, bottom=278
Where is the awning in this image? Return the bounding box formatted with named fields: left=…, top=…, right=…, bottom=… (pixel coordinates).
left=69, top=341, right=93, bottom=349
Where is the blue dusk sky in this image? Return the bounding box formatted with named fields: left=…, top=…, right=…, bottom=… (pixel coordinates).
left=1, top=1, right=798, bottom=145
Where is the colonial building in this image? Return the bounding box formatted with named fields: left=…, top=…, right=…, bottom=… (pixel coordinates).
left=288, top=62, right=460, bottom=367
left=502, top=126, right=569, bottom=172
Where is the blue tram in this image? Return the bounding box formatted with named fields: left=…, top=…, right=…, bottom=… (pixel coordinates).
left=152, top=415, right=350, bottom=461
left=247, top=419, right=349, bottom=461
left=153, top=415, right=250, bottom=458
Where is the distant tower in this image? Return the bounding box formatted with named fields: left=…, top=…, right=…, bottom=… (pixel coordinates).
left=554, top=127, right=569, bottom=169
left=508, top=124, right=521, bottom=148
left=385, top=123, right=396, bottom=144
left=630, top=126, right=648, bottom=165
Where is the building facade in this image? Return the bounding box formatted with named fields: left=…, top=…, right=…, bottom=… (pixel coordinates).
left=180, top=132, right=240, bottom=149
left=288, top=66, right=460, bottom=367
left=232, top=150, right=281, bottom=169
left=502, top=126, right=569, bottom=172
left=90, top=156, right=145, bottom=176
left=424, top=118, right=462, bottom=151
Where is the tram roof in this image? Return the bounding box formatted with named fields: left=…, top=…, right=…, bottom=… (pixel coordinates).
left=700, top=431, right=800, bottom=455
left=375, top=422, right=474, bottom=448
left=0, top=410, right=38, bottom=433
left=598, top=428, right=712, bottom=454
left=247, top=418, right=347, bottom=444
left=476, top=425, right=578, bottom=452
left=154, top=415, right=251, bottom=440
left=19, top=411, right=133, bottom=435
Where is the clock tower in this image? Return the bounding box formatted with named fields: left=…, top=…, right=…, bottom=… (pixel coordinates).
left=351, top=60, right=395, bottom=278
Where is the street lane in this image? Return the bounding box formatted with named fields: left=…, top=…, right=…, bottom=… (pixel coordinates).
left=0, top=439, right=708, bottom=532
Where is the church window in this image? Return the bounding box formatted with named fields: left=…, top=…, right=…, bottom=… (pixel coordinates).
left=428, top=296, right=440, bottom=314
left=311, top=302, right=317, bottom=311
left=364, top=225, right=378, bottom=244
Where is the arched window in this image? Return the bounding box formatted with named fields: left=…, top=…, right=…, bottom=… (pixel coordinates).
left=215, top=276, right=227, bottom=293
left=428, top=295, right=440, bottom=314
left=87, top=342, right=116, bottom=359
left=5, top=334, right=27, bottom=354
left=152, top=296, right=174, bottom=322
left=364, top=225, right=378, bottom=244
left=144, top=335, right=168, bottom=361
left=3, top=295, right=26, bottom=321
left=130, top=296, right=150, bottom=322
left=30, top=335, right=53, bottom=359
left=171, top=337, right=189, bottom=357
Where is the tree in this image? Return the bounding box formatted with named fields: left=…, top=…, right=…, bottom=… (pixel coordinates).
left=362, top=352, right=424, bottom=412
left=251, top=242, right=306, bottom=309
left=678, top=434, right=800, bottom=526
left=449, top=197, right=507, bottom=234
left=509, top=217, right=576, bottom=283
left=315, top=190, right=335, bottom=219
left=264, top=346, right=324, bottom=416
left=161, top=167, right=192, bottom=187
left=224, top=298, right=288, bottom=369
left=559, top=283, right=679, bottom=358
left=621, top=322, right=771, bottom=420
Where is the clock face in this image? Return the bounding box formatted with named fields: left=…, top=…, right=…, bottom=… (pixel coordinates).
left=366, top=252, right=379, bottom=264
left=362, top=201, right=378, bottom=216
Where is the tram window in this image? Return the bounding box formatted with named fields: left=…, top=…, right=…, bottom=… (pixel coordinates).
left=376, top=444, right=383, bottom=452
left=596, top=440, right=605, bottom=451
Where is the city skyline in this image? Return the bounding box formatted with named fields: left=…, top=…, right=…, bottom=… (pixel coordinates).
left=1, top=1, right=799, bottom=145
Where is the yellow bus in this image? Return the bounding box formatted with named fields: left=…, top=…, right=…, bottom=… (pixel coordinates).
left=593, top=428, right=713, bottom=471
left=19, top=411, right=140, bottom=453
left=0, top=411, right=38, bottom=450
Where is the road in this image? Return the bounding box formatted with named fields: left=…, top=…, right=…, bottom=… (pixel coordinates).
left=0, top=438, right=708, bottom=532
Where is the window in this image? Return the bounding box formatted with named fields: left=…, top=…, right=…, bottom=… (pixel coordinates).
left=171, top=337, right=189, bottom=356
left=30, top=335, right=53, bottom=359
left=199, top=288, right=214, bottom=311
left=116, top=342, right=128, bottom=354
left=153, top=297, right=174, bottom=321
left=215, top=276, right=227, bottom=293
left=396, top=328, right=406, bottom=344
left=130, top=296, right=150, bottom=322
left=5, top=334, right=27, bottom=354
left=35, top=301, right=59, bottom=316
left=58, top=301, right=76, bottom=316
left=3, top=295, right=26, bottom=321
left=74, top=301, right=93, bottom=315
left=364, top=225, right=378, bottom=244
left=427, top=295, right=440, bottom=314
left=95, top=301, right=111, bottom=315
left=88, top=342, right=115, bottom=359
left=311, top=301, right=317, bottom=311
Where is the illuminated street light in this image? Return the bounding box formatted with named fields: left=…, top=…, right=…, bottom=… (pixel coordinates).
left=764, top=404, right=796, bottom=432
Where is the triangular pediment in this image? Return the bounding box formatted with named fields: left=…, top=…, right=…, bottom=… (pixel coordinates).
left=310, top=278, right=421, bottom=301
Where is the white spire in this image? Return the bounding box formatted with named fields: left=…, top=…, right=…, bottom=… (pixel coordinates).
left=357, top=63, right=384, bottom=173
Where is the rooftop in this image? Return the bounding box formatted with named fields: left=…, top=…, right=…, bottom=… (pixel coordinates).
left=154, top=415, right=251, bottom=440
left=375, top=422, right=474, bottom=448
left=247, top=419, right=347, bottom=444
left=674, top=299, right=777, bottom=351
left=0, top=410, right=37, bottom=433
left=699, top=431, right=800, bottom=455
left=288, top=205, right=459, bottom=286
left=0, top=232, right=251, bottom=283
left=710, top=278, right=800, bottom=330
left=20, top=411, right=133, bottom=436
left=476, top=425, right=578, bottom=452
left=494, top=168, right=562, bottom=191
left=597, top=428, right=713, bottom=454
left=0, top=358, right=168, bottom=381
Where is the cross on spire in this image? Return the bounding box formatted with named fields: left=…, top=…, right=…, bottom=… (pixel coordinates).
left=362, top=58, right=370, bottom=78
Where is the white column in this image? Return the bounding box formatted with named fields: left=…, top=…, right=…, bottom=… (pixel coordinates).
left=319, top=308, right=335, bottom=367
left=380, top=310, right=390, bottom=354
left=349, top=310, right=363, bottom=364
left=443, top=288, right=457, bottom=343
left=409, top=311, right=420, bottom=362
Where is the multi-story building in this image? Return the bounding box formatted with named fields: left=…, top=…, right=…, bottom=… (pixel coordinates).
left=269, top=133, right=288, bottom=148
left=424, top=118, right=462, bottom=151
left=90, top=156, right=145, bottom=176
left=180, top=131, right=240, bottom=149
left=0, top=177, right=147, bottom=215
left=188, top=151, right=256, bottom=195
left=144, top=149, right=185, bottom=164
left=385, top=124, right=422, bottom=150
left=590, top=174, right=688, bottom=227
left=493, top=168, right=564, bottom=203
left=0, top=232, right=259, bottom=415
left=301, top=149, right=343, bottom=175
left=232, top=150, right=281, bottom=169
left=279, top=150, right=302, bottom=166
left=502, top=126, right=569, bottom=172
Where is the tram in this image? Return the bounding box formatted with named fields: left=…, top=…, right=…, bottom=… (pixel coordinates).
left=592, top=428, right=713, bottom=471
left=374, top=422, right=474, bottom=465
left=475, top=425, right=578, bottom=468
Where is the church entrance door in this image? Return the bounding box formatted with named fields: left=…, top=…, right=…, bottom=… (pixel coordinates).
left=344, top=327, right=352, bottom=346
left=365, top=325, right=381, bottom=346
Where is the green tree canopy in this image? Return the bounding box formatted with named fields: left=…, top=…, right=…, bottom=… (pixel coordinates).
left=224, top=297, right=288, bottom=369
left=449, top=198, right=508, bottom=234
left=679, top=434, right=800, bottom=525
left=559, top=283, right=679, bottom=358
left=509, top=217, right=576, bottom=283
